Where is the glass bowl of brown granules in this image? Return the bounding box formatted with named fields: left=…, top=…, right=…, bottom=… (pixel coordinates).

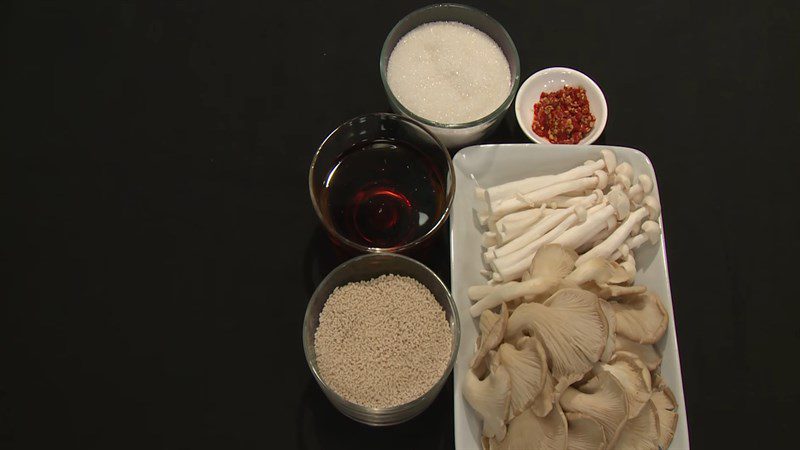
left=302, top=252, right=460, bottom=426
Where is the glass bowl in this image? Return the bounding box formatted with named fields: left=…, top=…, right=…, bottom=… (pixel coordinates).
left=380, top=3, right=521, bottom=149
left=302, top=252, right=461, bottom=426
left=308, top=113, right=455, bottom=255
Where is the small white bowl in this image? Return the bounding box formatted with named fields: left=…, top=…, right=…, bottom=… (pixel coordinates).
left=514, top=67, right=608, bottom=145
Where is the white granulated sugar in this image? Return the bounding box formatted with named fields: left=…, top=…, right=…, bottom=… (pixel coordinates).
left=386, top=21, right=511, bottom=124
left=314, top=274, right=453, bottom=409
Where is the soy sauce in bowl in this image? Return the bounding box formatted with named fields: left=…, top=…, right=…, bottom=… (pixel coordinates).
left=319, top=139, right=447, bottom=249
left=309, top=113, right=455, bottom=254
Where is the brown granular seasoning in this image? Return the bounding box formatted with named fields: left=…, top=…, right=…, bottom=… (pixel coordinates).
left=314, top=274, right=453, bottom=408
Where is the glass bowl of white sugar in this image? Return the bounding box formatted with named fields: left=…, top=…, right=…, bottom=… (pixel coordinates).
left=302, top=252, right=460, bottom=426
left=380, top=4, right=520, bottom=149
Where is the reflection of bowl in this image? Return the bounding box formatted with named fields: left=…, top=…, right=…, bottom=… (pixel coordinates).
left=380, top=3, right=520, bottom=149
left=302, top=253, right=460, bottom=426
left=308, top=113, right=455, bottom=255
left=515, top=67, right=608, bottom=145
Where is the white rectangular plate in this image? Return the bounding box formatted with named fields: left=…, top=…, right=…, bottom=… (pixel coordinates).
left=451, top=144, right=689, bottom=449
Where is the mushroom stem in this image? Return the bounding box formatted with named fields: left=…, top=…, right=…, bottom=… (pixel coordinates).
left=496, top=205, right=547, bottom=228
left=489, top=206, right=584, bottom=262
left=469, top=277, right=555, bottom=317
left=496, top=192, right=601, bottom=244
left=491, top=203, right=605, bottom=281
left=492, top=213, right=583, bottom=282
left=489, top=176, right=600, bottom=219
left=494, top=206, right=549, bottom=244
left=576, top=220, right=619, bottom=254
left=575, top=207, right=651, bottom=266
left=610, top=221, right=661, bottom=261
left=551, top=204, right=619, bottom=250
left=484, top=159, right=606, bottom=206
left=540, top=189, right=605, bottom=209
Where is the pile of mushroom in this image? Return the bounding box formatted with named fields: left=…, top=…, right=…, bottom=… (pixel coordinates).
left=462, top=245, right=678, bottom=449
left=475, top=149, right=661, bottom=287
left=463, top=152, right=678, bottom=449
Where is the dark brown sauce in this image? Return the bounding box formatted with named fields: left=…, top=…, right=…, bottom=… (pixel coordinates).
left=319, top=139, right=446, bottom=248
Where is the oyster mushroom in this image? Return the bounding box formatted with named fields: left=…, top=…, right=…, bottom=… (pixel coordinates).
left=559, top=370, right=628, bottom=443
left=614, top=335, right=662, bottom=371
left=651, top=376, right=678, bottom=449
left=463, top=352, right=511, bottom=440
left=613, top=400, right=660, bottom=449
left=594, top=352, right=652, bottom=418
left=563, top=258, right=630, bottom=287
left=565, top=412, right=606, bottom=450
left=498, top=336, right=548, bottom=419
left=472, top=304, right=509, bottom=373
left=592, top=284, right=648, bottom=300
left=611, top=292, right=668, bottom=344
left=489, top=404, right=568, bottom=450
left=598, top=298, right=617, bottom=362
left=506, top=289, right=607, bottom=381
left=530, top=371, right=555, bottom=417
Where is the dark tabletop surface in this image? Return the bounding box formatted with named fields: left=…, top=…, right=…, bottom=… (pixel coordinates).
left=4, top=0, right=800, bottom=448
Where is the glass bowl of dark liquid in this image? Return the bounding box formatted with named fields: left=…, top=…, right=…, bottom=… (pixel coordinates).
left=309, top=113, right=455, bottom=254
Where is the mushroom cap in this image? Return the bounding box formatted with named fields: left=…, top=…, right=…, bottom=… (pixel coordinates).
left=615, top=161, right=634, bottom=178
left=598, top=298, right=617, bottom=362
left=583, top=281, right=647, bottom=300
left=498, top=336, right=548, bottom=419
left=601, top=149, right=617, bottom=175
left=565, top=412, right=607, bottom=450
left=530, top=371, right=555, bottom=417
left=489, top=404, right=568, bottom=450
left=594, top=352, right=652, bottom=418
left=506, top=289, right=606, bottom=381
left=638, top=174, right=654, bottom=194
left=651, top=381, right=678, bottom=449
left=559, top=370, right=628, bottom=442
left=594, top=170, right=609, bottom=190
left=606, top=189, right=631, bottom=220
left=614, top=335, right=662, bottom=371
left=565, top=258, right=629, bottom=287
left=640, top=220, right=661, bottom=245
left=619, top=254, right=637, bottom=281
left=612, top=400, right=660, bottom=450
left=472, top=304, right=509, bottom=372
left=651, top=388, right=678, bottom=449
left=614, top=173, right=632, bottom=190
left=479, top=308, right=501, bottom=337
left=530, top=244, right=578, bottom=281
left=642, top=195, right=661, bottom=220
left=463, top=353, right=511, bottom=440
left=611, top=292, right=668, bottom=344
left=627, top=183, right=645, bottom=204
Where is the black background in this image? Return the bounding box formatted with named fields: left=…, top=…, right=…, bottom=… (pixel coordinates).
left=3, top=0, right=800, bottom=448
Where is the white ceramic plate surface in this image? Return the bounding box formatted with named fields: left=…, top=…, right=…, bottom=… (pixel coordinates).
left=451, top=144, right=689, bottom=449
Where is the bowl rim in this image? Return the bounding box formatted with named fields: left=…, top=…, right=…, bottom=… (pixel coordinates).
left=308, top=112, right=456, bottom=254
left=514, top=66, right=608, bottom=145
left=379, top=3, right=521, bottom=130
left=302, top=252, right=461, bottom=418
